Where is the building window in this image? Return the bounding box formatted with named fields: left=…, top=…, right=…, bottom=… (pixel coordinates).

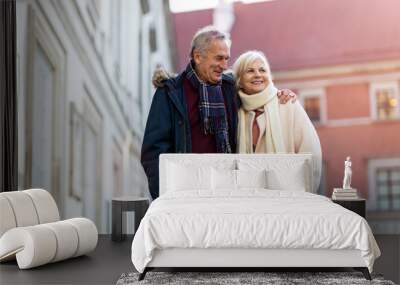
left=140, top=0, right=150, bottom=14
left=368, top=157, right=400, bottom=212
left=376, top=167, right=400, bottom=211
left=299, top=88, right=326, bottom=125
left=376, top=89, right=398, bottom=119
left=149, top=26, right=157, bottom=52
left=370, top=82, right=400, bottom=120
left=304, top=97, right=321, bottom=123
left=25, top=10, right=66, bottom=205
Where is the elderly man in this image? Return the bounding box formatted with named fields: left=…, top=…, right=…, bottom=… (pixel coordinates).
left=141, top=26, right=295, bottom=199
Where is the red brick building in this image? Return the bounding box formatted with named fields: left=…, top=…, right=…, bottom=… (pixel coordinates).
left=171, top=0, right=400, bottom=233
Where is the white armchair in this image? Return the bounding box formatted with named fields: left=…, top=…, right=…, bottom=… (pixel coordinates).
left=0, top=189, right=98, bottom=269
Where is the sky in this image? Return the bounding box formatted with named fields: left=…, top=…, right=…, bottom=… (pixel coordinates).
left=169, top=0, right=276, bottom=13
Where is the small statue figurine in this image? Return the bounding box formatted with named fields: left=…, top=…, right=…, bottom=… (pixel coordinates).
left=343, top=156, right=352, bottom=189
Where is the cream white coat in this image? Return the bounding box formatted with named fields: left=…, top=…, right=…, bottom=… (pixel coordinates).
left=238, top=99, right=322, bottom=192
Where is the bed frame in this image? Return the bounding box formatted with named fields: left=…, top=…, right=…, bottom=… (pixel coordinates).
left=138, top=154, right=372, bottom=281
left=138, top=248, right=370, bottom=280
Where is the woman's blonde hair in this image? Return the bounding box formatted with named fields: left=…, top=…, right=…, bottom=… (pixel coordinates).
left=232, top=50, right=273, bottom=90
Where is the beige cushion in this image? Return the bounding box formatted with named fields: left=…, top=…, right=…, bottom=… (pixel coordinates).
left=0, top=218, right=97, bottom=269
left=0, top=196, right=16, bottom=237
left=0, top=191, right=39, bottom=227
left=65, top=218, right=98, bottom=257
left=0, top=226, right=57, bottom=268
left=24, top=189, right=60, bottom=223
left=42, top=221, right=79, bottom=262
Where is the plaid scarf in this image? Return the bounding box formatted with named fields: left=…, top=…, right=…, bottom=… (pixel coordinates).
left=185, top=62, right=232, bottom=153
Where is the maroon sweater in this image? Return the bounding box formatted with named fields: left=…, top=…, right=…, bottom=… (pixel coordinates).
left=183, top=78, right=218, bottom=153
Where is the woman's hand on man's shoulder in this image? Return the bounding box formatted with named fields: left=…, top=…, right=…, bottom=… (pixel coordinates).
left=277, top=89, right=297, bottom=104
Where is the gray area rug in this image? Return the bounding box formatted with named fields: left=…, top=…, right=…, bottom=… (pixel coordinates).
left=116, top=271, right=396, bottom=285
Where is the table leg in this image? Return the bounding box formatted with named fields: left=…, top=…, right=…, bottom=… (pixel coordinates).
left=112, top=201, right=123, bottom=242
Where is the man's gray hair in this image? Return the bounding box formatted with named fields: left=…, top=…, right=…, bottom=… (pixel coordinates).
left=190, top=26, right=230, bottom=59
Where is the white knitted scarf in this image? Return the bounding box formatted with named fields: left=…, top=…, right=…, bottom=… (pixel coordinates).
left=238, top=83, right=285, bottom=153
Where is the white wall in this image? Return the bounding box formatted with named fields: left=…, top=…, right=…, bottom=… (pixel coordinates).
left=16, top=0, right=174, bottom=233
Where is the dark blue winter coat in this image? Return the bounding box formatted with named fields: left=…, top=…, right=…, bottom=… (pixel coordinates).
left=140, top=71, right=238, bottom=199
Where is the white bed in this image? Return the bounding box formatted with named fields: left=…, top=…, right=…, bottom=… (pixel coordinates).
left=131, top=154, right=380, bottom=280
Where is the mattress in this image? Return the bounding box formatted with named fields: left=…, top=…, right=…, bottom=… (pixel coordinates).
left=131, top=190, right=380, bottom=273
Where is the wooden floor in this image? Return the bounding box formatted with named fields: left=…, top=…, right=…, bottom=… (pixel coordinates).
left=0, top=235, right=134, bottom=285
left=0, top=235, right=399, bottom=285
left=374, top=235, right=400, bottom=284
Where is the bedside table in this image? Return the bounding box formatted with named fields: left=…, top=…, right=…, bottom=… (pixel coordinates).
left=332, top=198, right=366, bottom=218
left=112, top=196, right=150, bottom=242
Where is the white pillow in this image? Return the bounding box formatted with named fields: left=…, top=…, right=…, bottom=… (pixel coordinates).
left=237, top=169, right=268, bottom=189
left=266, top=163, right=306, bottom=191
left=211, top=168, right=268, bottom=190
left=167, top=162, right=212, bottom=191
left=212, top=168, right=237, bottom=190
left=237, top=158, right=308, bottom=191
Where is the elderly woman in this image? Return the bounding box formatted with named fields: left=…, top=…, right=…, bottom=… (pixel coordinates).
left=233, top=50, right=322, bottom=190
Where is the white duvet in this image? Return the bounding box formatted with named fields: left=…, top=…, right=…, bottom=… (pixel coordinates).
left=131, top=190, right=380, bottom=273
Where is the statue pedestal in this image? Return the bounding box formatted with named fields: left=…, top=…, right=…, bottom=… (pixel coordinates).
left=333, top=188, right=357, bottom=192
left=332, top=188, right=358, bottom=200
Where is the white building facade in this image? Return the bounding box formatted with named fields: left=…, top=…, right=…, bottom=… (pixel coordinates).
left=16, top=0, right=175, bottom=233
